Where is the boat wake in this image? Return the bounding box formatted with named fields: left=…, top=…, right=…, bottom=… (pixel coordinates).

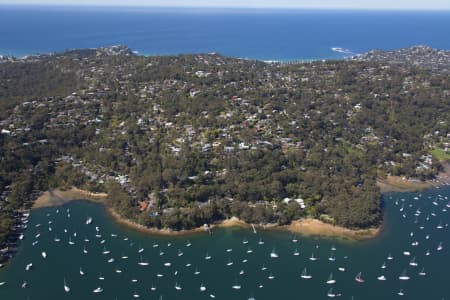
left=331, top=47, right=355, bottom=56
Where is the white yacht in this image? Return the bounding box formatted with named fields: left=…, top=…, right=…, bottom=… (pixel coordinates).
left=327, top=288, right=336, bottom=298
left=326, top=273, right=336, bottom=284
left=409, top=257, right=418, bottom=267
left=25, top=263, right=33, bottom=271
left=270, top=249, right=279, bottom=258
left=398, top=270, right=410, bottom=280
left=200, top=283, right=206, bottom=292
left=309, top=253, right=318, bottom=261
left=301, top=268, right=312, bottom=279
left=63, top=279, right=70, bottom=293
left=138, top=256, right=149, bottom=266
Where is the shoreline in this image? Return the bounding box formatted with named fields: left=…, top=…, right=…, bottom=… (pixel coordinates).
left=376, top=176, right=433, bottom=193
left=33, top=187, right=380, bottom=240
left=1, top=46, right=343, bottom=65
left=376, top=162, right=450, bottom=193
left=30, top=163, right=450, bottom=239
left=32, top=187, right=108, bottom=209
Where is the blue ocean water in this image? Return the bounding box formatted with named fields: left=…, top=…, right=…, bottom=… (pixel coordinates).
left=1, top=6, right=450, bottom=60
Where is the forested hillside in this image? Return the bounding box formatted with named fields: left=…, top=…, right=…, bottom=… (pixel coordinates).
left=0, top=46, right=449, bottom=254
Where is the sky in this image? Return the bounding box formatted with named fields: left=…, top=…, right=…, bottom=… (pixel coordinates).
left=1, top=0, right=450, bottom=10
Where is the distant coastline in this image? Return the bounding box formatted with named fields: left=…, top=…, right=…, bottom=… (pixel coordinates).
left=0, top=48, right=337, bottom=65
left=3, top=6, right=450, bottom=62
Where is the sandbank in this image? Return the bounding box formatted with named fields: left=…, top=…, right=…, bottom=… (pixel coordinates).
left=377, top=162, right=450, bottom=193
left=33, top=187, right=107, bottom=209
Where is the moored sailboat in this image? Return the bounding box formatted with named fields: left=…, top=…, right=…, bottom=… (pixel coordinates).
left=138, top=256, right=149, bottom=266
left=270, top=248, right=279, bottom=258
left=301, top=267, right=312, bottom=279
left=355, top=272, right=364, bottom=283
left=63, top=278, right=70, bottom=293
left=326, top=273, right=336, bottom=284
left=327, top=287, right=336, bottom=298
left=398, top=269, right=410, bottom=280
left=309, top=253, right=318, bottom=261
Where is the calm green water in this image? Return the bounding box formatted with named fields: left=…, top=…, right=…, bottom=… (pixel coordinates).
left=0, top=186, right=449, bottom=300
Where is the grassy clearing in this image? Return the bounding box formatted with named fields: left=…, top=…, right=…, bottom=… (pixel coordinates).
left=431, top=148, right=450, bottom=162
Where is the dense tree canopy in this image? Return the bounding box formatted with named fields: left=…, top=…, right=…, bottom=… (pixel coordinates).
left=0, top=46, right=448, bottom=246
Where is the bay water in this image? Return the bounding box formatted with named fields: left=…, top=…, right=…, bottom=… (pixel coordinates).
left=0, top=186, right=449, bottom=299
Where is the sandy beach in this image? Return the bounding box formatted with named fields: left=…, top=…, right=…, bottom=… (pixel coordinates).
left=33, top=187, right=107, bottom=209
left=286, top=218, right=380, bottom=240
left=108, top=209, right=379, bottom=240
left=376, top=176, right=432, bottom=193
left=377, top=162, right=450, bottom=193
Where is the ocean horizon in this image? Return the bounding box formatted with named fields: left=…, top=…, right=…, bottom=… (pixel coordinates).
left=1, top=5, right=450, bottom=60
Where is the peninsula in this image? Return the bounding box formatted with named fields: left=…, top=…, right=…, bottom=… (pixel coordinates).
left=0, top=45, right=449, bottom=262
